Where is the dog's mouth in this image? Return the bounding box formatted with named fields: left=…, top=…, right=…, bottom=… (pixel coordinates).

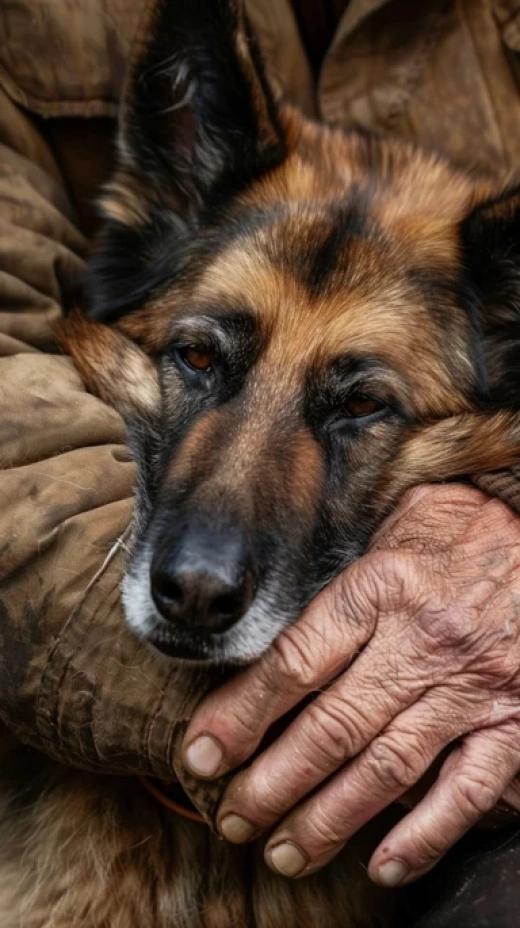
left=145, top=616, right=240, bottom=663
left=122, top=557, right=300, bottom=665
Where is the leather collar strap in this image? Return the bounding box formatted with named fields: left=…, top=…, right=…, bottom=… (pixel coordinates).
left=139, top=776, right=207, bottom=824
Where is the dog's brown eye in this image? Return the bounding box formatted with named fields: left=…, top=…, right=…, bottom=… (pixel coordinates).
left=181, top=346, right=213, bottom=372
left=344, top=396, right=385, bottom=418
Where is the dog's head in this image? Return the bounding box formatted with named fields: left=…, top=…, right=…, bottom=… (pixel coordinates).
left=61, top=0, right=520, bottom=663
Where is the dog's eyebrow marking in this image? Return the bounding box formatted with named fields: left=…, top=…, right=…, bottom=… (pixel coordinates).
left=168, top=308, right=258, bottom=349
left=307, top=354, right=413, bottom=419
left=318, top=354, right=408, bottom=391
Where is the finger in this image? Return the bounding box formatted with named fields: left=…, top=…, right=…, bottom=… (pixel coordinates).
left=217, top=612, right=435, bottom=840
left=369, top=721, right=520, bottom=887
left=259, top=691, right=471, bottom=877
left=182, top=558, right=381, bottom=779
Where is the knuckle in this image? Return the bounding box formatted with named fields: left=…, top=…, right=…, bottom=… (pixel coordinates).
left=219, top=713, right=262, bottom=758
left=268, top=625, right=319, bottom=692
left=342, top=549, right=415, bottom=616
left=227, top=702, right=263, bottom=741
left=415, top=601, right=476, bottom=652
left=216, top=685, right=270, bottom=748
left=453, top=772, right=499, bottom=820
left=302, top=696, right=367, bottom=766
left=305, top=804, right=347, bottom=849
left=400, top=484, right=486, bottom=522
left=328, top=562, right=375, bottom=637
left=407, top=825, right=447, bottom=866
left=368, top=548, right=409, bottom=584
left=377, top=550, right=422, bottom=602
left=374, top=485, right=482, bottom=553
left=247, top=779, right=291, bottom=820
left=363, top=734, right=424, bottom=794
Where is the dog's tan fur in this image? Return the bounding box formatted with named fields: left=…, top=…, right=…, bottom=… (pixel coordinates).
left=0, top=734, right=396, bottom=927
left=8, top=1, right=520, bottom=925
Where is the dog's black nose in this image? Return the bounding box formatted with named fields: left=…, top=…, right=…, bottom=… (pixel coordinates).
left=150, top=527, right=256, bottom=634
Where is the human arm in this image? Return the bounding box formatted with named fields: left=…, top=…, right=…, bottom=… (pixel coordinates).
left=0, top=88, right=207, bottom=778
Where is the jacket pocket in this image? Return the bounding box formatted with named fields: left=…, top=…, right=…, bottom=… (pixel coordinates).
left=0, top=0, right=139, bottom=118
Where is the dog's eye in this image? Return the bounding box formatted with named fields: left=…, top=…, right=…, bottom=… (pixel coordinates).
left=328, top=394, right=390, bottom=433
left=343, top=395, right=386, bottom=419
left=178, top=346, right=213, bottom=372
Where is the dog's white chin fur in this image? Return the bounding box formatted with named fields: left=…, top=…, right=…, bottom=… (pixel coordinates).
left=121, top=551, right=288, bottom=664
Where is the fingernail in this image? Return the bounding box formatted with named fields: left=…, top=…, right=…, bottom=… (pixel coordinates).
left=219, top=813, right=256, bottom=843
left=267, top=842, right=308, bottom=878
left=185, top=734, right=223, bottom=778
left=376, top=859, right=409, bottom=887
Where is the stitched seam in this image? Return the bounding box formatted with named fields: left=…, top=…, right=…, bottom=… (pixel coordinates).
left=0, top=63, right=118, bottom=113
left=145, top=664, right=179, bottom=774
left=36, top=529, right=130, bottom=756
left=35, top=589, right=107, bottom=755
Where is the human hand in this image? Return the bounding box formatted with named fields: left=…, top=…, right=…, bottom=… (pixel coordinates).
left=182, top=484, right=520, bottom=886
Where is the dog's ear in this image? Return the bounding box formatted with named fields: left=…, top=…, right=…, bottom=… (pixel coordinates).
left=55, top=312, right=160, bottom=419
left=461, top=185, right=520, bottom=407
left=118, top=0, right=285, bottom=209
left=87, top=0, right=286, bottom=323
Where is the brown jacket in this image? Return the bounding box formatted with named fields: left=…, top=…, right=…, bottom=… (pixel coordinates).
left=1, top=0, right=520, bottom=822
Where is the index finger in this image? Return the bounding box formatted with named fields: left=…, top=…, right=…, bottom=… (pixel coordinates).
left=182, top=559, right=379, bottom=779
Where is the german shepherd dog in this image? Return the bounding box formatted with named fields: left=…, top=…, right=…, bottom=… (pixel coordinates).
left=3, top=0, right=520, bottom=925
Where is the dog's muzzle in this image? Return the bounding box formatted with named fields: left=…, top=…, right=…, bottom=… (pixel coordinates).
left=150, top=516, right=257, bottom=637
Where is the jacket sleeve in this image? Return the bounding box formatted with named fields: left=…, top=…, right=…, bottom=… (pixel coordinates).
left=472, top=468, right=520, bottom=514
left=0, top=88, right=203, bottom=780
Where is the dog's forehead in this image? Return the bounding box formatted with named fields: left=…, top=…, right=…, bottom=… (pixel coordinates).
left=193, top=136, right=479, bottom=347
left=190, top=198, right=475, bottom=407
left=118, top=130, right=486, bottom=413
left=193, top=223, right=407, bottom=346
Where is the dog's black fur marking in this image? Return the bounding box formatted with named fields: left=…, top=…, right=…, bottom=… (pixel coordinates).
left=461, top=186, right=520, bottom=407
left=127, top=0, right=285, bottom=201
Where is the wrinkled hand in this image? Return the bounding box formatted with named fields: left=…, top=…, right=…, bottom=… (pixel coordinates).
left=183, top=484, right=520, bottom=886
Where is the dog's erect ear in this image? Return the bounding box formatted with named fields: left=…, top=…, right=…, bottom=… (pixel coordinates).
left=117, top=0, right=285, bottom=209
left=87, top=0, right=286, bottom=324
left=461, top=186, right=520, bottom=407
